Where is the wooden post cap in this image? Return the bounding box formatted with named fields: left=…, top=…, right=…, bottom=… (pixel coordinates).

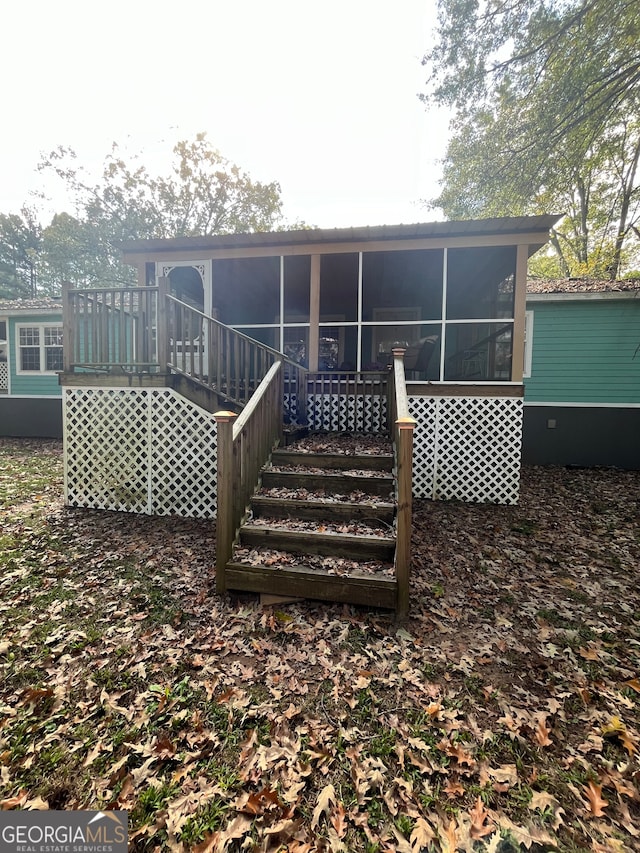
left=395, top=416, right=417, bottom=429
left=214, top=411, right=238, bottom=422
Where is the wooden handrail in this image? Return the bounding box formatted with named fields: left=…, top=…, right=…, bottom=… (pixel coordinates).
left=166, top=295, right=307, bottom=416
left=388, top=348, right=416, bottom=619
left=214, top=361, right=283, bottom=593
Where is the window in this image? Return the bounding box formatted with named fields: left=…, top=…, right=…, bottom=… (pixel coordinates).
left=17, top=325, right=63, bottom=373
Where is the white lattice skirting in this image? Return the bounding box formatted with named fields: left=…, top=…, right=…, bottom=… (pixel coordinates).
left=409, top=395, right=523, bottom=504
left=64, top=387, right=217, bottom=517
left=284, top=392, right=386, bottom=433
left=0, top=361, right=8, bottom=391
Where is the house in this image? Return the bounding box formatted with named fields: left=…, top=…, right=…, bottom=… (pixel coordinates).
left=58, top=216, right=558, bottom=611
left=59, top=215, right=557, bottom=507
left=522, top=278, right=640, bottom=469
left=0, top=298, right=63, bottom=438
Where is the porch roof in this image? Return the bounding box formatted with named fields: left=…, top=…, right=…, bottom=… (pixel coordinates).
left=120, top=214, right=561, bottom=258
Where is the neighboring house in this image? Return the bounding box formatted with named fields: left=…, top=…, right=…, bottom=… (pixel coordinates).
left=0, top=298, right=63, bottom=438
left=522, top=279, right=640, bottom=469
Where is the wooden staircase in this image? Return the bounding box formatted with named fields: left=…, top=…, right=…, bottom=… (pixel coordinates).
left=224, top=435, right=399, bottom=609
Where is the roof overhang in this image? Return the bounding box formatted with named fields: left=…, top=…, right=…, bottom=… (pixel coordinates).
left=121, top=215, right=562, bottom=263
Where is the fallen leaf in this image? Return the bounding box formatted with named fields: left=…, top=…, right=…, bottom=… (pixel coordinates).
left=311, top=783, right=336, bottom=829
left=469, top=796, right=494, bottom=839
left=583, top=781, right=608, bottom=818
left=410, top=816, right=435, bottom=850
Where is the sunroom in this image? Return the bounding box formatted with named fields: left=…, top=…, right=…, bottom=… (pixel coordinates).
left=138, top=229, right=530, bottom=384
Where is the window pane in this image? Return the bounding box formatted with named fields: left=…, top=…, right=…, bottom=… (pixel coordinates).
left=363, top=323, right=441, bottom=376
left=46, top=347, right=64, bottom=371
left=446, top=247, right=516, bottom=320
left=362, top=250, right=443, bottom=322
left=283, top=327, right=308, bottom=366
left=21, top=347, right=40, bottom=371
left=213, top=257, right=280, bottom=324
left=320, top=254, right=358, bottom=321
left=234, top=326, right=278, bottom=350
left=45, top=327, right=63, bottom=346
left=443, top=322, right=514, bottom=381
left=284, top=255, right=310, bottom=322
left=19, top=327, right=40, bottom=346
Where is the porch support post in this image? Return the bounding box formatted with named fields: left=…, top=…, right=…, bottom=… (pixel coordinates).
left=309, top=254, right=320, bottom=372
left=214, top=410, right=238, bottom=594
left=511, top=244, right=528, bottom=382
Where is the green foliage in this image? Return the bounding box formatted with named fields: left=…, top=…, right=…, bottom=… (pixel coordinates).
left=423, top=0, right=640, bottom=278
left=0, top=210, right=41, bottom=298
left=0, top=134, right=285, bottom=298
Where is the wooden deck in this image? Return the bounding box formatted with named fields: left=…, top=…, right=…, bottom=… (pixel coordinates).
left=61, top=282, right=417, bottom=615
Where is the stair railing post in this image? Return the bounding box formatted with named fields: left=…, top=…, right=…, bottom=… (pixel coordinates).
left=395, top=416, right=416, bottom=620
left=214, top=410, right=238, bottom=594
left=296, top=365, right=308, bottom=426
left=390, top=347, right=415, bottom=620
left=157, top=276, right=170, bottom=375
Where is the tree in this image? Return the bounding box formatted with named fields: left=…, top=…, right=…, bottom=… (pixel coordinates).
left=35, top=133, right=285, bottom=290
left=0, top=210, right=42, bottom=299
left=422, top=0, right=640, bottom=277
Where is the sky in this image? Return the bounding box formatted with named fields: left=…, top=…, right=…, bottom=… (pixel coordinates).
left=1, top=0, right=450, bottom=230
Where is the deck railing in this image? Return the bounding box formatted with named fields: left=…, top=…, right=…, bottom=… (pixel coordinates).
left=304, top=370, right=388, bottom=432
left=62, top=280, right=308, bottom=417
left=62, top=281, right=160, bottom=372
left=387, top=348, right=416, bottom=618
left=214, top=361, right=284, bottom=593
left=166, top=291, right=308, bottom=414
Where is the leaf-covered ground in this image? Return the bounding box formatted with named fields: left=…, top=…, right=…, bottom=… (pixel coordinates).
left=1, top=438, right=639, bottom=852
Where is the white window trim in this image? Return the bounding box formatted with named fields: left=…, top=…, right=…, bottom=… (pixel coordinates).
left=15, top=323, right=64, bottom=376
left=523, top=310, right=534, bottom=378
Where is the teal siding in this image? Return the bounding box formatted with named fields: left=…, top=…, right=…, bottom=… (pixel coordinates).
left=524, top=299, right=640, bottom=403
left=9, top=315, right=63, bottom=397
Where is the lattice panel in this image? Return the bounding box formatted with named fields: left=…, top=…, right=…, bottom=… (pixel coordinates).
left=64, top=387, right=217, bottom=518
left=150, top=390, right=217, bottom=517
left=307, top=394, right=386, bottom=433
left=64, top=388, right=150, bottom=513
left=408, top=395, right=523, bottom=504
left=283, top=392, right=298, bottom=426
left=434, top=397, right=522, bottom=504
left=408, top=396, right=438, bottom=498
left=0, top=361, right=8, bottom=391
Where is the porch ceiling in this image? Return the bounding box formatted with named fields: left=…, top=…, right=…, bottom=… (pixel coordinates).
left=120, top=215, right=563, bottom=259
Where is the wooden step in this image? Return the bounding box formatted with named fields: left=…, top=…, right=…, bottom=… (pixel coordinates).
left=225, top=431, right=399, bottom=611
left=225, top=562, right=397, bottom=609
left=239, top=524, right=396, bottom=561
left=251, top=496, right=394, bottom=524
left=260, top=469, right=394, bottom=497
left=271, top=449, right=393, bottom=471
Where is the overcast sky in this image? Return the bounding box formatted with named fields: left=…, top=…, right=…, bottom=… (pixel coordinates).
left=1, top=0, right=450, bottom=229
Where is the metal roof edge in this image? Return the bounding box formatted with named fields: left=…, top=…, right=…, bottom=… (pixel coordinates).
left=120, top=214, right=562, bottom=255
